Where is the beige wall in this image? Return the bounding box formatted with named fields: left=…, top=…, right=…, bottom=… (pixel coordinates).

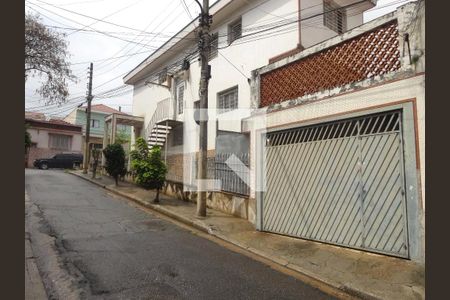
left=28, top=127, right=83, bottom=152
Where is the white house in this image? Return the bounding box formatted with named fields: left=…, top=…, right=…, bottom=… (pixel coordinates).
left=124, top=0, right=376, bottom=216
left=125, top=0, right=425, bottom=263
left=244, top=1, right=425, bottom=263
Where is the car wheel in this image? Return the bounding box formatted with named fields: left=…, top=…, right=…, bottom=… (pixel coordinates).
left=40, top=163, right=48, bottom=170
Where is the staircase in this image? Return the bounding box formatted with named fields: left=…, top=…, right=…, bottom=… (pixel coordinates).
left=148, top=124, right=171, bottom=146
left=145, top=98, right=180, bottom=147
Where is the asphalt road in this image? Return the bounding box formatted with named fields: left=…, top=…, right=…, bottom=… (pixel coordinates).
left=25, top=169, right=335, bottom=300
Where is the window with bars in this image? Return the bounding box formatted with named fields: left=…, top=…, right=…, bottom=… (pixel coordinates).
left=228, top=18, right=242, bottom=44
left=323, top=0, right=346, bottom=34
left=217, top=86, right=238, bottom=113
left=209, top=32, right=219, bottom=60
left=176, top=81, right=185, bottom=114
left=49, top=134, right=72, bottom=150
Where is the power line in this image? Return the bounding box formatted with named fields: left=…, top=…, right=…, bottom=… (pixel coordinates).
left=218, top=52, right=249, bottom=80
left=26, top=3, right=157, bottom=49
left=66, top=0, right=146, bottom=36
left=93, top=0, right=195, bottom=77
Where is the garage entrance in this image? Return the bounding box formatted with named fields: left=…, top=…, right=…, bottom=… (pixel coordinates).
left=262, top=110, right=409, bottom=258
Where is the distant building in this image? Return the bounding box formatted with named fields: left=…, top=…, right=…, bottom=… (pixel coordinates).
left=25, top=117, right=83, bottom=168
left=64, top=104, right=132, bottom=151
left=25, top=111, right=46, bottom=121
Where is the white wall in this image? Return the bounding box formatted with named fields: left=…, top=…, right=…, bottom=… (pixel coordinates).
left=131, top=0, right=367, bottom=153
left=28, top=128, right=49, bottom=148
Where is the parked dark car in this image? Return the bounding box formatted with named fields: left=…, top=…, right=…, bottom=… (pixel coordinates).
left=33, top=153, right=83, bottom=170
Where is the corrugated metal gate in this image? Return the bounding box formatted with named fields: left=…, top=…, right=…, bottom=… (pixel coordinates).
left=262, top=110, right=409, bottom=258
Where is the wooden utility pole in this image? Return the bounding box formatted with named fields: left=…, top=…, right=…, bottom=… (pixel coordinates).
left=196, top=0, right=211, bottom=217
left=83, top=62, right=93, bottom=174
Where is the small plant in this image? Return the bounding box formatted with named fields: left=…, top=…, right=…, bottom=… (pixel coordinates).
left=103, top=143, right=126, bottom=186
left=25, top=125, right=31, bottom=154
left=131, top=137, right=167, bottom=203
left=91, top=148, right=101, bottom=179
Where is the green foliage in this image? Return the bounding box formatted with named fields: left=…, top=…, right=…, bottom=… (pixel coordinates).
left=103, top=143, right=127, bottom=185
left=25, top=125, right=32, bottom=153
left=115, top=130, right=131, bottom=146
left=25, top=13, right=76, bottom=105
left=131, top=137, right=167, bottom=192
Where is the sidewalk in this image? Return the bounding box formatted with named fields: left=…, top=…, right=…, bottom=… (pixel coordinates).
left=70, top=171, right=424, bottom=300
left=25, top=192, right=48, bottom=300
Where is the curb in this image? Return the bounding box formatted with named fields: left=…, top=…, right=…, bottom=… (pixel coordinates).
left=69, top=171, right=379, bottom=300
left=69, top=172, right=214, bottom=235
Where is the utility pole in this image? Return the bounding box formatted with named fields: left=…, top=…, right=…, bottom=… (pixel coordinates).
left=196, top=0, right=211, bottom=217
left=83, top=62, right=94, bottom=174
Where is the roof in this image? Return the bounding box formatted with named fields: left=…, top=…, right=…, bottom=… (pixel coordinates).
left=123, top=0, right=377, bottom=85
left=25, top=111, right=46, bottom=121
left=79, top=104, right=129, bottom=115
left=123, top=0, right=234, bottom=84
left=25, top=118, right=82, bottom=132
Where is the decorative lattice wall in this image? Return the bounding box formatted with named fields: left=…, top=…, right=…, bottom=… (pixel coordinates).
left=260, top=20, right=401, bottom=108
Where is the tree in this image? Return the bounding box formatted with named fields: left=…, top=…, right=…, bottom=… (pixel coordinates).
left=130, top=137, right=167, bottom=203
left=25, top=13, right=76, bottom=105
left=103, top=143, right=127, bottom=186
left=25, top=125, right=32, bottom=154
left=91, top=148, right=101, bottom=179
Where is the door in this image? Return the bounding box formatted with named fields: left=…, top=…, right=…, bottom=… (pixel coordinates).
left=262, top=110, right=409, bottom=258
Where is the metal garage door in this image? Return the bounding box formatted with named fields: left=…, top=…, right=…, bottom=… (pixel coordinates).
left=262, top=110, right=409, bottom=258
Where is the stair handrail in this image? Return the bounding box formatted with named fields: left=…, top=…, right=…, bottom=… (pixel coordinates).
left=145, top=98, right=171, bottom=140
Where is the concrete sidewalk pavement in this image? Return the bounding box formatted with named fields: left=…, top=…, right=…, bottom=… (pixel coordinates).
left=25, top=192, right=48, bottom=300
left=69, top=171, right=424, bottom=300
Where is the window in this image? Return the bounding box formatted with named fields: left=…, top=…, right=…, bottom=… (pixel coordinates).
left=49, top=134, right=71, bottom=150
left=209, top=32, right=219, bottom=60
left=90, top=119, right=100, bottom=128
left=218, top=86, right=238, bottom=113
left=176, top=81, right=185, bottom=114
left=228, top=18, right=242, bottom=44
left=117, top=124, right=128, bottom=132
left=323, top=0, right=346, bottom=34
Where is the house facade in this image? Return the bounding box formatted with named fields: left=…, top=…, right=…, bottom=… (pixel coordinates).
left=125, top=0, right=376, bottom=214
left=25, top=117, right=83, bottom=168
left=124, top=0, right=425, bottom=263
left=64, top=104, right=132, bottom=151
left=244, top=2, right=425, bottom=262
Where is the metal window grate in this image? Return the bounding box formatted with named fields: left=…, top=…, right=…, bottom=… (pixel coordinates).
left=324, top=1, right=346, bottom=34
left=267, top=110, right=400, bottom=146
left=49, top=134, right=72, bottom=150
left=177, top=83, right=184, bottom=114
left=228, top=18, right=242, bottom=44
left=214, top=153, right=250, bottom=196
left=218, top=86, right=238, bottom=113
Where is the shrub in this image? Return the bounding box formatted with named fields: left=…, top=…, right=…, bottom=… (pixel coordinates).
left=131, top=137, right=167, bottom=202
left=103, top=143, right=126, bottom=186
left=25, top=125, right=31, bottom=153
